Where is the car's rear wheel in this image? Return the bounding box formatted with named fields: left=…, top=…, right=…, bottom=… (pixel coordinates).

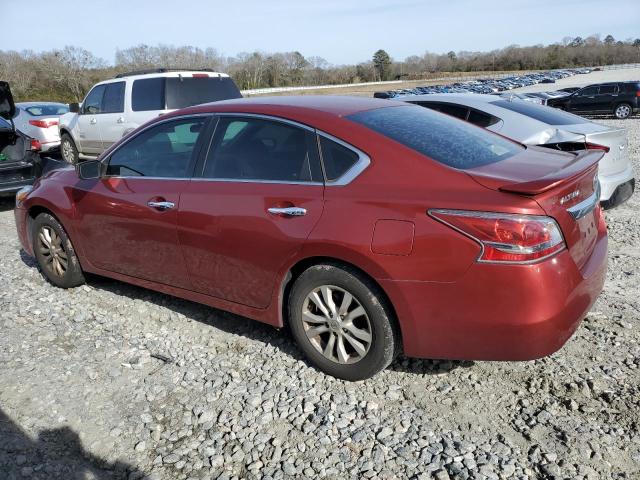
left=32, top=213, right=85, bottom=288
left=288, top=263, right=399, bottom=381
left=614, top=103, right=632, bottom=119
left=60, top=133, right=79, bottom=164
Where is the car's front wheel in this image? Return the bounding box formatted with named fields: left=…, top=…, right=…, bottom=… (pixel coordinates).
left=614, top=103, right=632, bottom=119
left=32, top=213, right=85, bottom=288
left=288, top=263, right=399, bottom=380
left=60, top=133, right=79, bottom=164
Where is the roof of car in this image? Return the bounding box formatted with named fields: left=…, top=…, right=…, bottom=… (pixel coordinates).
left=16, top=102, right=68, bottom=106
left=98, top=70, right=232, bottom=84
left=399, top=93, right=502, bottom=106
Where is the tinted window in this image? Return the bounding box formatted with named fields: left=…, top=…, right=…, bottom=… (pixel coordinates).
left=165, top=77, right=242, bottom=109
left=106, top=117, right=206, bottom=178
left=204, top=117, right=321, bottom=182
left=467, top=109, right=500, bottom=127
left=579, top=87, right=598, bottom=96
left=319, top=137, right=359, bottom=181
left=348, top=105, right=522, bottom=170
left=132, top=78, right=165, bottom=111
left=415, top=102, right=467, bottom=120
left=492, top=100, right=584, bottom=125
left=102, top=82, right=125, bottom=113
left=23, top=104, right=69, bottom=116
left=598, top=85, right=617, bottom=95
left=83, top=85, right=106, bottom=114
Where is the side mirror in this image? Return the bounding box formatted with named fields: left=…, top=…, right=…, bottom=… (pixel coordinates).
left=76, top=160, right=102, bottom=179
left=69, top=102, right=80, bottom=113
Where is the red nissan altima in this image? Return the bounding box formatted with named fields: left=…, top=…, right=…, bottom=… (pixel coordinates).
left=14, top=96, right=607, bottom=380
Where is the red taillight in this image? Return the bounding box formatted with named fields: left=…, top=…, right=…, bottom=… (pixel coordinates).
left=636, top=91, right=640, bottom=97
left=429, top=210, right=566, bottom=263
left=28, top=119, right=58, bottom=128
left=30, top=139, right=41, bottom=151
left=192, top=73, right=209, bottom=78
left=585, top=142, right=610, bottom=153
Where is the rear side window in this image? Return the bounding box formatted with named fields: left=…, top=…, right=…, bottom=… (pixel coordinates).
left=348, top=105, right=522, bottom=170
left=417, top=102, right=468, bottom=120
left=166, top=77, right=242, bottom=109
left=319, top=137, right=360, bottom=181
left=102, top=82, right=125, bottom=113
left=491, top=100, right=584, bottom=125
left=132, top=78, right=165, bottom=111
left=598, top=85, right=618, bottom=95
left=467, top=109, right=500, bottom=128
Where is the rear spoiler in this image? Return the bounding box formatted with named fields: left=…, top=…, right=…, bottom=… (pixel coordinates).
left=498, top=150, right=604, bottom=195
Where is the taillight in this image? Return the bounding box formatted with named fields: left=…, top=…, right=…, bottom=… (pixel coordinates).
left=28, top=119, right=58, bottom=128
left=636, top=91, right=640, bottom=97
left=30, top=139, right=42, bottom=151
left=429, top=210, right=565, bottom=263
left=192, top=73, right=209, bottom=78
left=585, top=142, right=610, bottom=153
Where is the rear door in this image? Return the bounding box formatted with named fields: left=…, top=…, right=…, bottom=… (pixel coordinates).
left=98, top=81, right=127, bottom=150
left=77, top=84, right=105, bottom=154
left=178, top=115, right=324, bottom=309
left=569, top=86, right=598, bottom=112
left=593, top=84, right=618, bottom=112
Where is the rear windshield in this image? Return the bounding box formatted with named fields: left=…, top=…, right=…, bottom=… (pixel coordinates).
left=347, top=105, right=523, bottom=170
left=166, top=77, right=242, bottom=109
left=24, top=104, right=69, bottom=116
left=491, top=99, right=584, bottom=125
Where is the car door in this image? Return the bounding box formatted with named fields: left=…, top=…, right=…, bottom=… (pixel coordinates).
left=71, top=115, right=211, bottom=289
left=568, top=86, right=598, bottom=112
left=593, top=84, right=618, bottom=112
left=98, top=81, right=128, bottom=150
left=77, top=84, right=105, bottom=154
left=178, top=115, right=325, bottom=309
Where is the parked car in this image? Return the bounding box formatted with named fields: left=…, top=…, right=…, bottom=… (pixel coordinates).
left=401, top=93, right=635, bottom=208
left=16, top=96, right=607, bottom=380
left=13, top=102, right=69, bottom=152
left=547, top=82, right=640, bottom=119
left=0, top=82, right=43, bottom=195
left=58, top=69, right=242, bottom=164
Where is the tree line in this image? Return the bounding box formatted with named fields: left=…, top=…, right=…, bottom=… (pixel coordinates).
left=1, top=34, right=639, bottom=103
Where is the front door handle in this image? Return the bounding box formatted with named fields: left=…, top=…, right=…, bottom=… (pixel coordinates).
left=147, top=201, right=175, bottom=211
left=268, top=206, right=307, bottom=217
left=90, top=118, right=97, bottom=125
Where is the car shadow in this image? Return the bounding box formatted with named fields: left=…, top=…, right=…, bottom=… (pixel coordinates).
left=0, top=196, right=15, bottom=212
left=0, top=408, right=143, bottom=479
left=19, top=250, right=473, bottom=378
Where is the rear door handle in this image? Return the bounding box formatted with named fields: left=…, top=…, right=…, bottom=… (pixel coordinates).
left=268, top=207, right=307, bottom=217
left=147, top=201, right=175, bottom=211
left=90, top=118, right=97, bottom=125
left=117, top=116, right=125, bottom=124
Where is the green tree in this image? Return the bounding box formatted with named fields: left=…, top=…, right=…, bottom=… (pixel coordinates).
left=604, top=34, right=615, bottom=45
left=372, top=49, right=392, bottom=81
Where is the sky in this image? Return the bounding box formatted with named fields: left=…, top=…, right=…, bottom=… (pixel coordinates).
left=4, top=0, right=639, bottom=65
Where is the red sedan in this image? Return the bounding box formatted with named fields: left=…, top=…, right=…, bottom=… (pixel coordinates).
left=14, top=96, right=607, bottom=380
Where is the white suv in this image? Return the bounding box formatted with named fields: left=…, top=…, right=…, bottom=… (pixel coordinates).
left=58, top=69, right=241, bottom=163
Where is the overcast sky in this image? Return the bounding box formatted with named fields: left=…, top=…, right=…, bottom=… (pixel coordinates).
left=4, top=0, right=639, bottom=64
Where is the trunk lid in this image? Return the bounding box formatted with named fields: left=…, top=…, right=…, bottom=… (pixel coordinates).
left=584, top=126, right=629, bottom=176
left=467, top=147, right=603, bottom=270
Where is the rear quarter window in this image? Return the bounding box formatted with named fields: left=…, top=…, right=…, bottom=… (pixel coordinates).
left=132, top=78, right=165, bottom=111
left=491, top=99, right=585, bottom=125
left=166, top=77, right=242, bottom=109
left=347, top=105, right=522, bottom=170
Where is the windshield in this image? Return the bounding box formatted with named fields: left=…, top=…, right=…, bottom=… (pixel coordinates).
left=347, top=105, right=523, bottom=170
left=24, top=104, right=69, bottom=116
left=165, top=77, right=242, bottom=109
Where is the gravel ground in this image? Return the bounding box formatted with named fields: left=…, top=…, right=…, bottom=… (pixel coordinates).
left=0, top=120, right=639, bottom=479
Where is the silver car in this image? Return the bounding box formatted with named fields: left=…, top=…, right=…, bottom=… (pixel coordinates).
left=14, top=102, right=69, bottom=152
left=401, top=93, right=635, bottom=207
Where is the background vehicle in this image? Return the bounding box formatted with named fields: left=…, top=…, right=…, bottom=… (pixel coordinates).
left=401, top=93, right=635, bottom=207
left=13, top=102, right=69, bottom=152
left=0, top=82, right=43, bottom=195
left=58, top=69, right=242, bottom=163
left=16, top=97, right=606, bottom=380
left=547, top=81, right=640, bottom=119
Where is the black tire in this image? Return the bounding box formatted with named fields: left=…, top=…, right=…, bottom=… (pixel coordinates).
left=614, top=103, right=632, bottom=119
left=32, top=213, right=85, bottom=288
left=288, top=263, right=399, bottom=381
left=60, top=133, right=79, bottom=164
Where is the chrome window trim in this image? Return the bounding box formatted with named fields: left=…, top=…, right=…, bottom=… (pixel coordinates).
left=213, top=112, right=315, bottom=132
left=316, top=131, right=371, bottom=186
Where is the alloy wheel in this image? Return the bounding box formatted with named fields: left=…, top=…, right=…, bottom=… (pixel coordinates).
left=37, top=226, right=68, bottom=277
left=62, top=139, right=75, bottom=163
left=301, top=285, right=372, bottom=364
left=615, top=104, right=631, bottom=119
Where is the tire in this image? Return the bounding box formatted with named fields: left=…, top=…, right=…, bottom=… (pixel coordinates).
left=288, top=263, right=399, bottom=381
left=32, top=213, right=85, bottom=288
left=60, top=133, right=79, bottom=164
left=614, top=103, right=632, bottom=119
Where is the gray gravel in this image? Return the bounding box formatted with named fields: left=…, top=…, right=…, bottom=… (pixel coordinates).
left=0, top=117, right=639, bottom=480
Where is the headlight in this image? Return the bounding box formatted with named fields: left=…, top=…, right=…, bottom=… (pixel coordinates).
left=15, top=185, right=33, bottom=205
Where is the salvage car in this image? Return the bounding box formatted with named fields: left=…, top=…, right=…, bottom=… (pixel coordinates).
left=15, top=96, right=607, bottom=380
left=547, top=82, right=640, bottom=119
left=58, top=69, right=242, bottom=164
left=0, top=82, right=42, bottom=195
left=13, top=102, right=69, bottom=152
left=402, top=93, right=635, bottom=208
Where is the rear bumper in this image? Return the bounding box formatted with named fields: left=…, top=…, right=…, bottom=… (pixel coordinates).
left=382, top=228, right=608, bottom=361
left=599, top=163, right=635, bottom=202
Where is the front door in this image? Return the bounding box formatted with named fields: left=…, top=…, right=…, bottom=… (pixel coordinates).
left=178, top=115, right=325, bottom=309
left=98, top=81, right=128, bottom=150
left=568, top=86, right=598, bottom=112
left=72, top=115, right=211, bottom=289
left=77, top=84, right=105, bottom=155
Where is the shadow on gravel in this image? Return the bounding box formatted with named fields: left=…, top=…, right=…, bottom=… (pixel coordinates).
left=0, top=197, right=15, bottom=212
left=0, top=408, right=142, bottom=480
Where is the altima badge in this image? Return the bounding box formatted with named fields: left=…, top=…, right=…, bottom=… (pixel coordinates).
left=560, top=190, right=581, bottom=205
